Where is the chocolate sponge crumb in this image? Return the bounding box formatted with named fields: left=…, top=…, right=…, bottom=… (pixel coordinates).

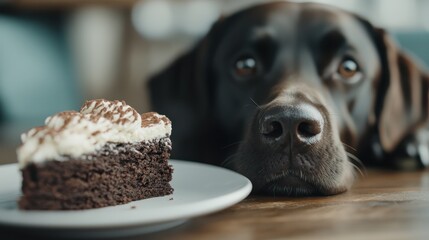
left=19, top=138, right=173, bottom=210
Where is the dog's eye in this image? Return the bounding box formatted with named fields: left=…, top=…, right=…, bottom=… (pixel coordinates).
left=234, top=56, right=258, bottom=77
left=337, top=58, right=360, bottom=81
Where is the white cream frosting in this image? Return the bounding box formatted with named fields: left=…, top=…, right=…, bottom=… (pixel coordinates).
left=17, top=99, right=171, bottom=168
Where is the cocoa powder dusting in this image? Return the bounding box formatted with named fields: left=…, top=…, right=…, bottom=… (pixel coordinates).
left=141, top=112, right=171, bottom=127
left=22, top=99, right=171, bottom=146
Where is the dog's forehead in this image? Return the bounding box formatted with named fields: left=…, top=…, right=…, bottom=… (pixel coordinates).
left=226, top=3, right=365, bottom=41
left=293, top=4, right=366, bottom=37
left=216, top=2, right=379, bottom=75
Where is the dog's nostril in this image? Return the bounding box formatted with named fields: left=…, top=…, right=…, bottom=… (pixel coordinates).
left=262, top=121, right=283, bottom=139
left=297, top=121, right=322, bottom=139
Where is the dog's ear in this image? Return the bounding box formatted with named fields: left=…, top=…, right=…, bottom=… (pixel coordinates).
left=148, top=37, right=211, bottom=117
left=369, top=27, right=429, bottom=166
left=147, top=18, right=224, bottom=161
left=148, top=17, right=225, bottom=117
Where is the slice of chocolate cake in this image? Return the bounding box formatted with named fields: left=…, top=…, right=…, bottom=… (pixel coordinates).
left=17, top=99, right=173, bottom=210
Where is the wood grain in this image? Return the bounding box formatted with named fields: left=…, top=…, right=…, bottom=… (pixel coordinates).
left=140, top=169, right=429, bottom=240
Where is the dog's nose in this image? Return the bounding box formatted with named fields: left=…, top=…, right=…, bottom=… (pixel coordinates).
left=260, top=105, right=324, bottom=146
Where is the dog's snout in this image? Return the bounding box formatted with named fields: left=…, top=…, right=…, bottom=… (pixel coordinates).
left=260, top=104, right=324, bottom=146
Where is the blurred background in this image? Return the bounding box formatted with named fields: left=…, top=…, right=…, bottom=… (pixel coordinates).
left=1, top=0, right=429, bottom=163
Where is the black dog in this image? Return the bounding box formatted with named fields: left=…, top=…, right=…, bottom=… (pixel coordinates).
left=148, top=2, right=429, bottom=196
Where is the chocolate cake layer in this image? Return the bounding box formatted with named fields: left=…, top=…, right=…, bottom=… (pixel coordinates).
left=19, top=137, right=173, bottom=210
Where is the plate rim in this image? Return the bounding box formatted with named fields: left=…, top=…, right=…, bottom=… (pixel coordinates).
left=0, top=159, right=252, bottom=229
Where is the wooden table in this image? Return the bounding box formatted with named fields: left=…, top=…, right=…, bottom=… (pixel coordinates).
left=1, top=151, right=429, bottom=239
left=143, top=168, right=429, bottom=240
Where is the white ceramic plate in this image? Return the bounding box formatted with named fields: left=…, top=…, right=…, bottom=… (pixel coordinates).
left=0, top=160, right=252, bottom=237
